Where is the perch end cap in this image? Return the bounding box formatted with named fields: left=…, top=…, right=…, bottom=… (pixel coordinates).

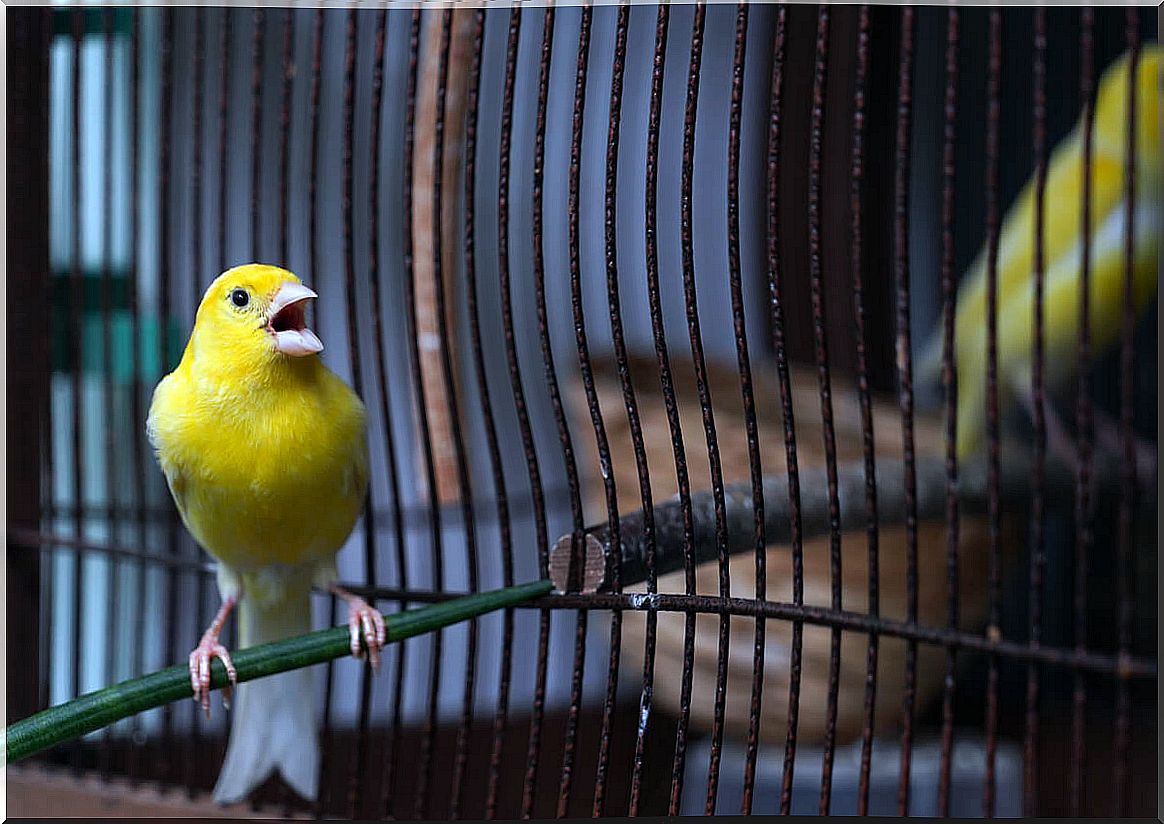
left=549, top=533, right=606, bottom=594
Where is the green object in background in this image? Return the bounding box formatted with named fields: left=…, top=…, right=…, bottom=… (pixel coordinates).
left=52, top=6, right=135, bottom=37
left=50, top=273, right=185, bottom=379
left=5, top=579, right=554, bottom=763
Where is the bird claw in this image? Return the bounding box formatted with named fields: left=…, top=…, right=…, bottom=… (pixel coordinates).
left=345, top=598, right=386, bottom=671
left=188, top=635, right=237, bottom=719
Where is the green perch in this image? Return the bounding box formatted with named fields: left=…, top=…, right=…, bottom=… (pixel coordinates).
left=6, top=579, right=553, bottom=764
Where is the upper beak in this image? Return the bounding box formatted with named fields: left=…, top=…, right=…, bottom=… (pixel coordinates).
left=269, top=282, right=318, bottom=316
left=268, top=282, right=323, bottom=357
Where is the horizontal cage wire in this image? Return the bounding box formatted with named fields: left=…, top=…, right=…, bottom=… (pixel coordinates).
left=5, top=3, right=1158, bottom=819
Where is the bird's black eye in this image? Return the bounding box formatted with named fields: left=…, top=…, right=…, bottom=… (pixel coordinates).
left=230, top=288, right=250, bottom=308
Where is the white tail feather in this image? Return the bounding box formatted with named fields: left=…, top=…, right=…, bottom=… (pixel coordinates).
left=213, top=577, right=318, bottom=805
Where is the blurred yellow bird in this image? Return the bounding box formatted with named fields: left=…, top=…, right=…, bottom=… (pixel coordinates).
left=147, top=264, right=384, bottom=804
left=920, top=46, right=1160, bottom=465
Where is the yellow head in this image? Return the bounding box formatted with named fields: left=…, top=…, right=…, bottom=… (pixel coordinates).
left=183, top=264, right=324, bottom=375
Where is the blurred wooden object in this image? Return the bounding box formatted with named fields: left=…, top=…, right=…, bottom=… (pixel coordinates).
left=5, top=763, right=308, bottom=818
left=412, top=9, right=475, bottom=505
left=570, top=354, right=1016, bottom=745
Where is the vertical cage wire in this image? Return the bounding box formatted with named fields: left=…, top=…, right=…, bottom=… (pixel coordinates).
left=97, top=4, right=118, bottom=783
left=980, top=10, right=1004, bottom=817
left=726, top=3, right=767, bottom=816
left=1022, top=7, right=1049, bottom=816
left=560, top=5, right=600, bottom=814
left=936, top=7, right=960, bottom=817
left=339, top=8, right=374, bottom=817
left=462, top=12, right=521, bottom=819
left=519, top=6, right=557, bottom=816
left=67, top=8, right=85, bottom=777
left=849, top=5, right=880, bottom=815
left=1112, top=10, right=1141, bottom=817
left=125, top=6, right=148, bottom=789
left=591, top=4, right=634, bottom=817
left=805, top=6, right=843, bottom=813
left=891, top=7, right=920, bottom=816
left=401, top=10, right=445, bottom=819
left=763, top=8, right=807, bottom=816
left=1069, top=8, right=1096, bottom=816
left=639, top=5, right=701, bottom=816
left=367, top=6, right=412, bottom=815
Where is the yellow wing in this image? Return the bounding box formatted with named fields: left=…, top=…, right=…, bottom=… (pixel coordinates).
left=918, top=45, right=1161, bottom=459
left=146, top=371, right=193, bottom=529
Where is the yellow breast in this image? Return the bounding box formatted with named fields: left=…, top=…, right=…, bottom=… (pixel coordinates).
left=148, top=359, right=368, bottom=572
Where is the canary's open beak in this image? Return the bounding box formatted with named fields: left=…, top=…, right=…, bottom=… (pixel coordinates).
left=267, top=282, right=323, bottom=357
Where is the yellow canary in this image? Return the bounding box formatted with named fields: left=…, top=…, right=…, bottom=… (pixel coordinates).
left=147, top=264, right=383, bottom=804
left=920, top=46, right=1160, bottom=461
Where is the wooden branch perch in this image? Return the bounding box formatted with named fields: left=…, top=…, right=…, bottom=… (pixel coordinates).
left=548, top=446, right=1153, bottom=593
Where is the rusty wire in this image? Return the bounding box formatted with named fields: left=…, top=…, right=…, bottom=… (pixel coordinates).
left=157, top=6, right=181, bottom=786
left=847, top=5, right=876, bottom=815
left=892, top=7, right=919, bottom=815
left=937, top=7, right=960, bottom=817
left=763, top=7, right=805, bottom=816
left=1069, top=8, right=1096, bottom=817
left=726, top=3, right=766, bottom=816
left=339, top=8, right=375, bottom=816
left=126, top=6, right=148, bottom=788
left=806, top=7, right=842, bottom=813
left=1023, top=8, right=1048, bottom=816
left=1112, top=9, right=1141, bottom=817
left=560, top=6, right=601, bottom=814
left=187, top=9, right=210, bottom=792
left=981, top=9, right=1004, bottom=817
left=592, top=3, right=635, bottom=816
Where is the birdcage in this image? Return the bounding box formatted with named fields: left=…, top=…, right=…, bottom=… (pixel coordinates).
left=5, top=3, right=1158, bottom=819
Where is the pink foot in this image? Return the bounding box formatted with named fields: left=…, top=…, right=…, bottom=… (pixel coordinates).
left=189, top=637, right=237, bottom=717
left=188, top=597, right=238, bottom=718
left=331, top=585, right=386, bottom=670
